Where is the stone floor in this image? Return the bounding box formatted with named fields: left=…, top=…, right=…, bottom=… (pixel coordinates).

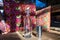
left=0, top=31, right=60, bottom=40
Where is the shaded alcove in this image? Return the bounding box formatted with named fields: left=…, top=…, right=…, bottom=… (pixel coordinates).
left=51, top=12, right=60, bottom=27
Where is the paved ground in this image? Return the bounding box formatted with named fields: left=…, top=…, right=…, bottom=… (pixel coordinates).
left=0, top=31, right=60, bottom=40
left=42, top=32, right=60, bottom=40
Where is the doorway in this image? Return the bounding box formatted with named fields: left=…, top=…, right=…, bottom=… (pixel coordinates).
left=51, top=12, right=60, bottom=27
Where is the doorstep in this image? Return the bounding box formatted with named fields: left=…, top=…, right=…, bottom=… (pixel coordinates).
left=49, top=30, right=60, bottom=35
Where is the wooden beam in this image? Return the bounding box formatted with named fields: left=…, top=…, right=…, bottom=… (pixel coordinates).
left=36, top=6, right=51, bottom=16
left=52, top=4, right=60, bottom=13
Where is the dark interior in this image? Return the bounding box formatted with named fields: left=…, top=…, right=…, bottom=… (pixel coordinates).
left=51, top=12, right=60, bottom=27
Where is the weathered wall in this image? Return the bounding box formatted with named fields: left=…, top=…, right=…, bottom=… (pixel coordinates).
left=36, top=6, right=51, bottom=31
